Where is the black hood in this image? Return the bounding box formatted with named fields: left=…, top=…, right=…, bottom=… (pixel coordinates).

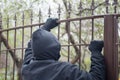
left=31, top=29, right=61, bottom=60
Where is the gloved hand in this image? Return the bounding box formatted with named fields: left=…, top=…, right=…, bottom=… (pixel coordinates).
left=41, top=18, right=60, bottom=31
left=89, top=40, right=104, bottom=52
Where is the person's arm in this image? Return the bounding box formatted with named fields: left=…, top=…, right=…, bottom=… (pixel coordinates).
left=23, top=40, right=33, bottom=65
left=88, top=40, right=105, bottom=80
left=23, top=18, right=59, bottom=64
left=63, top=40, right=105, bottom=80
left=41, top=18, right=59, bottom=31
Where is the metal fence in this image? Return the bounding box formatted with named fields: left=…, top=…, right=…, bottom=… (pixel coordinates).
left=0, top=0, right=120, bottom=80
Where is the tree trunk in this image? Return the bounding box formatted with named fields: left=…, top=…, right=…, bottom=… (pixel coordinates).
left=1, top=33, right=22, bottom=80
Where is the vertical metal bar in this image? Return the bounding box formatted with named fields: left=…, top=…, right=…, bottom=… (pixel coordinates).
left=91, top=0, right=94, bottom=15
left=105, top=0, right=109, bottom=13
left=39, top=9, right=41, bottom=28
left=0, top=19, right=1, bottom=57
left=67, top=2, right=71, bottom=62
left=79, top=19, right=81, bottom=69
left=48, top=7, right=51, bottom=18
left=57, top=4, right=61, bottom=40
left=78, top=2, right=82, bottom=68
left=91, top=0, right=95, bottom=40
left=114, top=16, right=119, bottom=80
left=104, top=15, right=118, bottom=80
left=30, top=10, right=33, bottom=38
left=68, top=22, right=70, bottom=62
left=91, top=19, right=94, bottom=40
left=0, top=33, right=1, bottom=60
left=22, top=12, right=24, bottom=60
left=78, top=1, right=83, bottom=16
left=0, top=22, right=1, bottom=80
left=13, top=14, right=17, bottom=80
left=5, top=15, right=9, bottom=80
left=66, top=21, right=70, bottom=62
left=113, top=0, right=118, bottom=13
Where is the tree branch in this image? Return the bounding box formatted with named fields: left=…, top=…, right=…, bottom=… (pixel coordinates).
left=65, top=21, right=80, bottom=64
left=62, top=0, right=89, bottom=64
left=1, top=34, right=21, bottom=68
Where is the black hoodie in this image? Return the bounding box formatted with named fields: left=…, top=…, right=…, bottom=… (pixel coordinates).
left=31, top=29, right=61, bottom=60
left=21, top=29, right=105, bottom=80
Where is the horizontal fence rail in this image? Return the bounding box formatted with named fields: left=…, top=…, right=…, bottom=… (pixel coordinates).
left=1, top=14, right=120, bottom=32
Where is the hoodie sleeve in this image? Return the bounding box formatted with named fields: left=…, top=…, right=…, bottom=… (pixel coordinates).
left=23, top=40, right=33, bottom=65
left=89, top=51, right=105, bottom=80
left=41, top=18, right=59, bottom=31
left=64, top=51, right=105, bottom=80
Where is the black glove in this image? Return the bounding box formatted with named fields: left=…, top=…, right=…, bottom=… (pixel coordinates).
left=41, top=18, right=60, bottom=31
left=89, top=40, right=104, bottom=52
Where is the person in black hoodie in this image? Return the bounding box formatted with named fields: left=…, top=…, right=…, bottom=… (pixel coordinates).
left=21, top=18, right=105, bottom=80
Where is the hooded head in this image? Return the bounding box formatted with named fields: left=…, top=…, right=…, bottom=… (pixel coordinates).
left=31, top=29, right=61, bottom=60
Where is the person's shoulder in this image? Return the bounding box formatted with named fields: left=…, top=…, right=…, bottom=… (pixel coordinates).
left=56, top=61, right=79, bottom=70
